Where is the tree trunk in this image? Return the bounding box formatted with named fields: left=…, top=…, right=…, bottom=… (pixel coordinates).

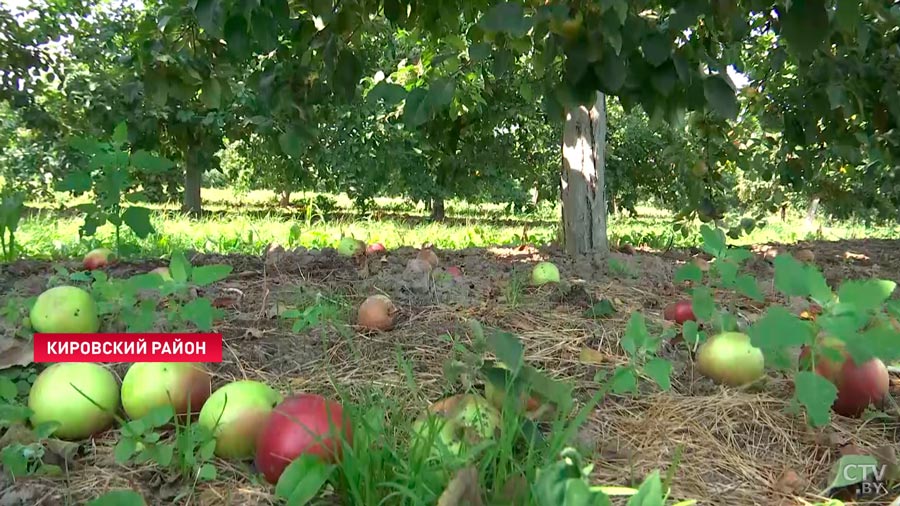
left=780, top=204, right=787, bottom=221
left=279, top=190, right=291, bottom=207
left=561, top=91, right=609, bottom=257
left=805, top=197, right=820, bottom=228
left=183, top=149, right=203, bottom=218
left=430, top=197, right=445, bottom=221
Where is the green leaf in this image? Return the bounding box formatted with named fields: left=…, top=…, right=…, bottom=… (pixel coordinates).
left=181, top=298, right=219, bottom=331
left=703, top=75, right=738, bottom=121
left=0, top=376, right=17, bottom=401
left=674, top=263, right=702, bottom=283
left=200, top=78, right=222, bottom=109
left=486, top=330, right=525, bottom=374
left=169, top=251, right=191, bottom=283
left=682, top=320, right=700, bottom=346
left=469, top=42, right=492, bottom=62
left=584, top=299, right=616, bottom=318
left=773, top=254, right=829, bottom=299
left=131, top=151, right=174, bottom=173
left=197, top=463, right=217, bottom=481
left=834, top=0, right=859, bottom=34
left=199, top=439, right=216, bottom=460
left=793, top=371, right=837, bottom=428
left=114, top=438, right=137, bottom=464
left=621, top=312, right=651, bottom=356
left=641, top=33, right=670, bottom=67
left=479, top=2, right=530, bottom=37
left=58, top=171, right=93, bottom=193
left=122, top=206, right=154, bottom=239
left=747, top=306, right=813, bottom=370
left=224, top=15, right=250, bottom=58
left=861, top=324, right=900, bottom=364
left=194, top=0, right=221, bottom=36
left=366, top=82, right=407, bottom=107
left=642, top=358, right=672, bottom=391
left=334, top=50, right=362, bottom=98
left=698, top=225, right=726, bottom=256
left=690, top=287, right=715, bottom=321
left=610, top=366, right=637, bottom=394
left=595, top=54, right=626, bottom=93
left=627, top=470, right=664, bottom=506
left=274, top=455, right=335, bottom=504
left=426, top=78, right=456, bottom=112
left=780, top=0, right=829, bottom=59
left=143, top=405, right=175, bottom=428
left=279, top=125, right=310, bottom=159
left=735, top=274, right=764, bottom=302
left=826, top=454, right=880, bottom=491
left=152, top=443, right=174, bottom=467
left=111, top=122, right=128, bottom=147
left=86, top=490, right=146, bottom=506
left=191, top=265, right=233, bottom=286
left=403, top=88, right=429, bottom=127
left=837, top=279, right=896, bottom=314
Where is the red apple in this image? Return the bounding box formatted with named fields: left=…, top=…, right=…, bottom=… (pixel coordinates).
left=446, top=266, right=463, bottom=278
left=83, top=248, right=114, bottom=270
left=366, top=243, right=386, bottom=254
left=663, top=300, right=696, bottom=324
left=255, top=394, right=352, bottom=484
left=800, top=338, right=890, bottom=417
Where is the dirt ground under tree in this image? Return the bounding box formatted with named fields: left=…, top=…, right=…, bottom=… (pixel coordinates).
left=1, top=238, right=899, bottom=506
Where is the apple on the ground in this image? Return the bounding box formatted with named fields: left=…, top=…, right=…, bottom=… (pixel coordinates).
left=30, top=285, right=101, bottom=334
left=531, top=261, right=560, bottom=286
left=197, top=380, right=284, bottom=459
left=28, top=362, right=120, bottom=440
left=337, top=237, right=366, bottom=257
left=83, top=248, right=114, bottom=270
left=120, top=362, right=212, bottom=420
left=411, top=394, right=500, bottom=458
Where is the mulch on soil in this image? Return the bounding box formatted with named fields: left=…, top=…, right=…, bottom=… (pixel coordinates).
left=1, top=238, right=898, bottom=506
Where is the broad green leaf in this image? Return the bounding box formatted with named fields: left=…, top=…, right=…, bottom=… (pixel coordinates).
left=594, top=54, right=626, bottom=93
left=834, top=0, right=859, bottom=34
left=279, top=125, right=308, bottom=159
left=773, top=254, right=818, bottom=298
left=584, top=299, right=617, bottom=318
left=717, top=261, right=738, bottom=286
left=194, top=0, right=221, bottom=36
left=366, top=81, right=407, bottom=107
left=486, top=330, right=525, bottom=374
left=403, top=88, right=430, bottom=127
left=641, top=33, right=670, bottom=67
left=642, top=358, right=672, bottom=391
left=626, top=470, right=664, bottom=506
left=143, top=405, right=175, bottom=428
left=703, top=75, right=738, bottom=120
left=747, top=305, right=813, bottom=351
left=837, top=279, right=896, bottom=313
left=200, top=78, right=222, bottom=109
left=780, top=0, right=829, bottom=59
left=191, top=265, right=233, bottom=286
left=334, top=50, right=362, bottom=98
left=690, top=287, right=715, bottom=321
left=122, top=206, right=154, bottom=239
left=621, top=312, right=651, bottom=356
left=274, top=455, right=335, bottom=504
left=197, top=463, right=217, bottom=481
left=610, top=366, right=637, bottom=394
left=131, top=151, right=174, bottom=173
left=698, top=225, right=726, bottom=256
left=58, top=171, right=93, bottom=193
left=479, top=2, right=530, bottom=37
left=682, top=320, right=700, bottom=346
left=826, top=454, right=880, bottom=491
left=0, top=377, right=16, bottom=401
left=674, top=263, right=702, bottom=283
left=112, top=122, right=128, bottom=147
left=469, top=42, right=492, bottom=62
left=861, top=324, right=900, bottom=363
left=426, top=78, right=456, bottom=112
left=169, top=251, right=191, bottom=283
left=793, top=371, right=837, bottom=428
left=151, top=443, right=174, bottom=467
left=114, top=438, right=137, bottom=464
left=735, top=274, right=764, bottom=301
left=182, top=298, right=219, bottom=331
left=224, top=15, right=250, bottom=57
left=86, top=490, right=147, bottom=506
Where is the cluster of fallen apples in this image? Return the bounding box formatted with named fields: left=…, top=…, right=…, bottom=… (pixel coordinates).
left=18, top=241, right=567, bottom=488
left=663, top=283, right=890, bottom=419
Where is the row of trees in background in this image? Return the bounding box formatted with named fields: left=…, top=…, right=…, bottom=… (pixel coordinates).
left=1, top=1, right=899, bottom=256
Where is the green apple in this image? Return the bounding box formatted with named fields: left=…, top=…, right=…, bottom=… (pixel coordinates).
left=337, top=237, right=366, bottom=257
left=531, top=261, right=560, bottom=286
left=696, top=331, right=765, bottom=387
left=411, top=394, right=500, bottom=458
left=30, top=285, right=101, bottom=334
left=121, top=362, right=212, bottom=420
left=198, top=380, right=283, bottom=459
left=28, top=362, right=120, bottom=440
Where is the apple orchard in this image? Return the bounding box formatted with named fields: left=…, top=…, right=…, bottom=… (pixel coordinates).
left=2, top=1, right=900, bottom=506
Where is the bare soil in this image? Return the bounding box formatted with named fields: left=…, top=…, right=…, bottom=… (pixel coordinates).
left=1, top=238, right=898, bottom=506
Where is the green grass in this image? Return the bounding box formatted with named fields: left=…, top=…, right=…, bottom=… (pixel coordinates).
left=9, top=188, right=900, bottom=261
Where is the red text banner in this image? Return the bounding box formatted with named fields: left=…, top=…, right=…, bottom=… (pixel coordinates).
left=33, top=333, right=223, bottom=363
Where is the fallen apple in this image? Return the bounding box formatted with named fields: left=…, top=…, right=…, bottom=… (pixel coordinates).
left=30, top=285, right=101, bottom=334
left=417, top=248, right=439, bottom=268
left=337, top=237, right=366, bottom=257
left=696, top=331, right=765, bottom=387
left=28, top=362, right=120, bottom=440
left=663, top=300, right=696, bottom=325
left=800, top=338, right=890, bottom=417
left=255, top=394, right=353, bottom=484
left=83, top=248, right=114, bottom=270
left=366, top=242, right=386, bottom=255
left=120, top=362, right=212, bottom=420
left=794, top=249, right=816, bottom=263
left=531, top=261, right=560, bottom=286
left=357, top=294, right=398, bottom=331
left=411, top=394, right=500, bottom=458
left=446, top=266, right=463, bottom=278
left=198, top=380, right=283, bottom=459
left=483, top=376, right=551, bottom=421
